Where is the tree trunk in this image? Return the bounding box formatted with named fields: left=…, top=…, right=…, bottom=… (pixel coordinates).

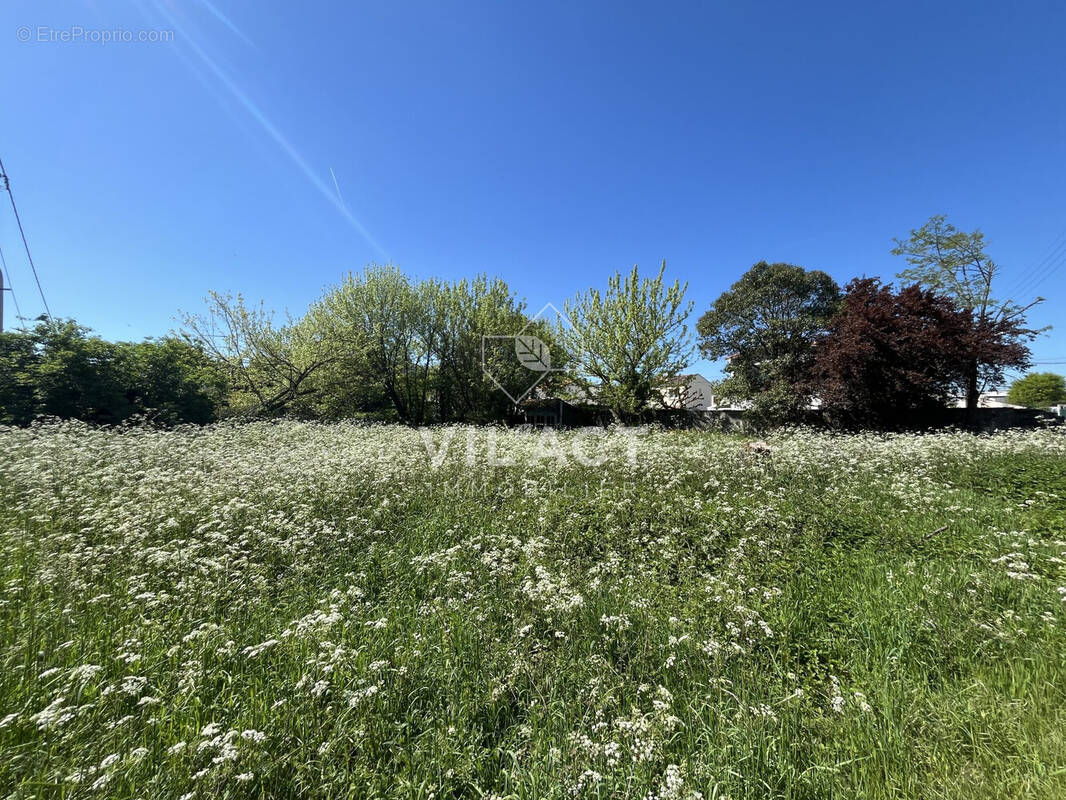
left=964, top=358, right=979, bottom=427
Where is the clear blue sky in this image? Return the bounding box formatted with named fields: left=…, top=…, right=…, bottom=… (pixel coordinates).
left=2, top=0, right=1065, bottom=380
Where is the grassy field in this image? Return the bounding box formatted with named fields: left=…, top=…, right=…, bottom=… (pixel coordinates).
left=1, top=421, right=1065, bottom=799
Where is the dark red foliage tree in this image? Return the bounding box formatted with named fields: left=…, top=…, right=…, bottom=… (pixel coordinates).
left=966, top=315, right=1034, bottom=401
left=810, top=278, right=1031, bottom=428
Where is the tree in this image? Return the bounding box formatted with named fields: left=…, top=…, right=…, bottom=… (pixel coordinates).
left=812, top=279, right=981, bottom=427
left=1008, top=372, right=1066, bottom=409
left=0, top=327, right=41, bottom=425
left=562, top=261, right=692, bottom=422
left=310, top=265, right=441, bottom=424
left=811, top=279, right=963, bottom=427
left=121, top=338, right=228, bottom=424
left=697, top=261, right=839, bottom=425
left=25, top=320, right=132, bottom=423
left=181, top=292, right=331, bottom=417
left=892, top=215, right=1040, bottom=414
left=0, top=320, right=226, bottom=426
left=312, top=266, right=548, bottom=423
left=431, top=275, right=553, bottom=422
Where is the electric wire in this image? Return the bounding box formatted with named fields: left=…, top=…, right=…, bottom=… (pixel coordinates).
left=0, top=155, right=53, bottom=322
left=0, top=240, right=24, bottom=327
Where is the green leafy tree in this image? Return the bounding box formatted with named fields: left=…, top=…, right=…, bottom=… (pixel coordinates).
left=0, top=327, right=39, bottom=425
left=562, top=261, right=692, bottom=422
left=26, top=320, right=131, bottom=423
left=892, top=215, right=1040, bottom=414
left=0, top=320, right=226, bottom=425
left=182, top=292, right=331, bottom=417
left=122, top=338, right=228, bottom=424
left=311, top=266, right=551, bottom=423
left=1007, top=372, right=1066, bottom=409
left=432, top=275, right=553, bottom=422
left=310, top=265, right=441, bottom=424
left=301, top=344, right=392, bottom=420
left=697, top=261, right=840, bottom=426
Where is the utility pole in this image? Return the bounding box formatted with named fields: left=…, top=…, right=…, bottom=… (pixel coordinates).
left=0, top=168, right=4, bottom=332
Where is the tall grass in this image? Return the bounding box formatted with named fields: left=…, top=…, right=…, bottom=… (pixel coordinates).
left=1, top=421, right=1064, bottom=799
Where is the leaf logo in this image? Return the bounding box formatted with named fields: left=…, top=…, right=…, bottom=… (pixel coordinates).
left=514, top=335, right=552, bottom=372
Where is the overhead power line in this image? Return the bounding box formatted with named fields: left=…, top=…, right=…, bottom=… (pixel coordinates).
left=1013, top=246, right=1066, bottom=300
left=1008, top=224, right=1066, bottom=300
left=0, top=241, right=24, bottom=329
left=0, top=155, right=53, bottom=323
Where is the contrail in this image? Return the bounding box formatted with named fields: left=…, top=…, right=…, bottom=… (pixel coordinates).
left=329, top=167, right=346, bottom=206
left=195, top=0, right=255, bottom=47
left=149, top=1, right=388, bottom=259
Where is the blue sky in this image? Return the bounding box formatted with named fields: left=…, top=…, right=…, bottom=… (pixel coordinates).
left=2, top=0, right=1065, bottom=380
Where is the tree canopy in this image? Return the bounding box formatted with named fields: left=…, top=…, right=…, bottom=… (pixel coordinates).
left=810, top=279, right=973, bottom=427
left=1, top=237, right=1052, bottom=431
left=310, top=265, right=552, bottom=423
left=562, top=262, right=692, bottom=422
left=181, top=292, right=331, bottom=417
left=892, top=215, right=1039, bottom=411
left=0, top=320, right=225, bottom=426
left=1007, top=372, right=1066, bottom=409
left=697, top=261, right=840, bottom=425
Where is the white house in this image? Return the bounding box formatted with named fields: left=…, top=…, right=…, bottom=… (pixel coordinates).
left=657, top=374, right=717, bottom=410
left=950, top=392, right=1025, bottom=409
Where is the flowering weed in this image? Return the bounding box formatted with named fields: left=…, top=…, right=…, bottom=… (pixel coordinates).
left=1, top=421, right=1064, bottom=798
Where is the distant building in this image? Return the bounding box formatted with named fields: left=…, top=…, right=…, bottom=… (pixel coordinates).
left=656, top=374, right=717, bottom=410
left=950, top=392, right=1025, bottom=409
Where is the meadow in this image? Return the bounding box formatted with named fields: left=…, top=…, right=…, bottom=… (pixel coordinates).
left=1, top=421, right=1065, bottom=799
